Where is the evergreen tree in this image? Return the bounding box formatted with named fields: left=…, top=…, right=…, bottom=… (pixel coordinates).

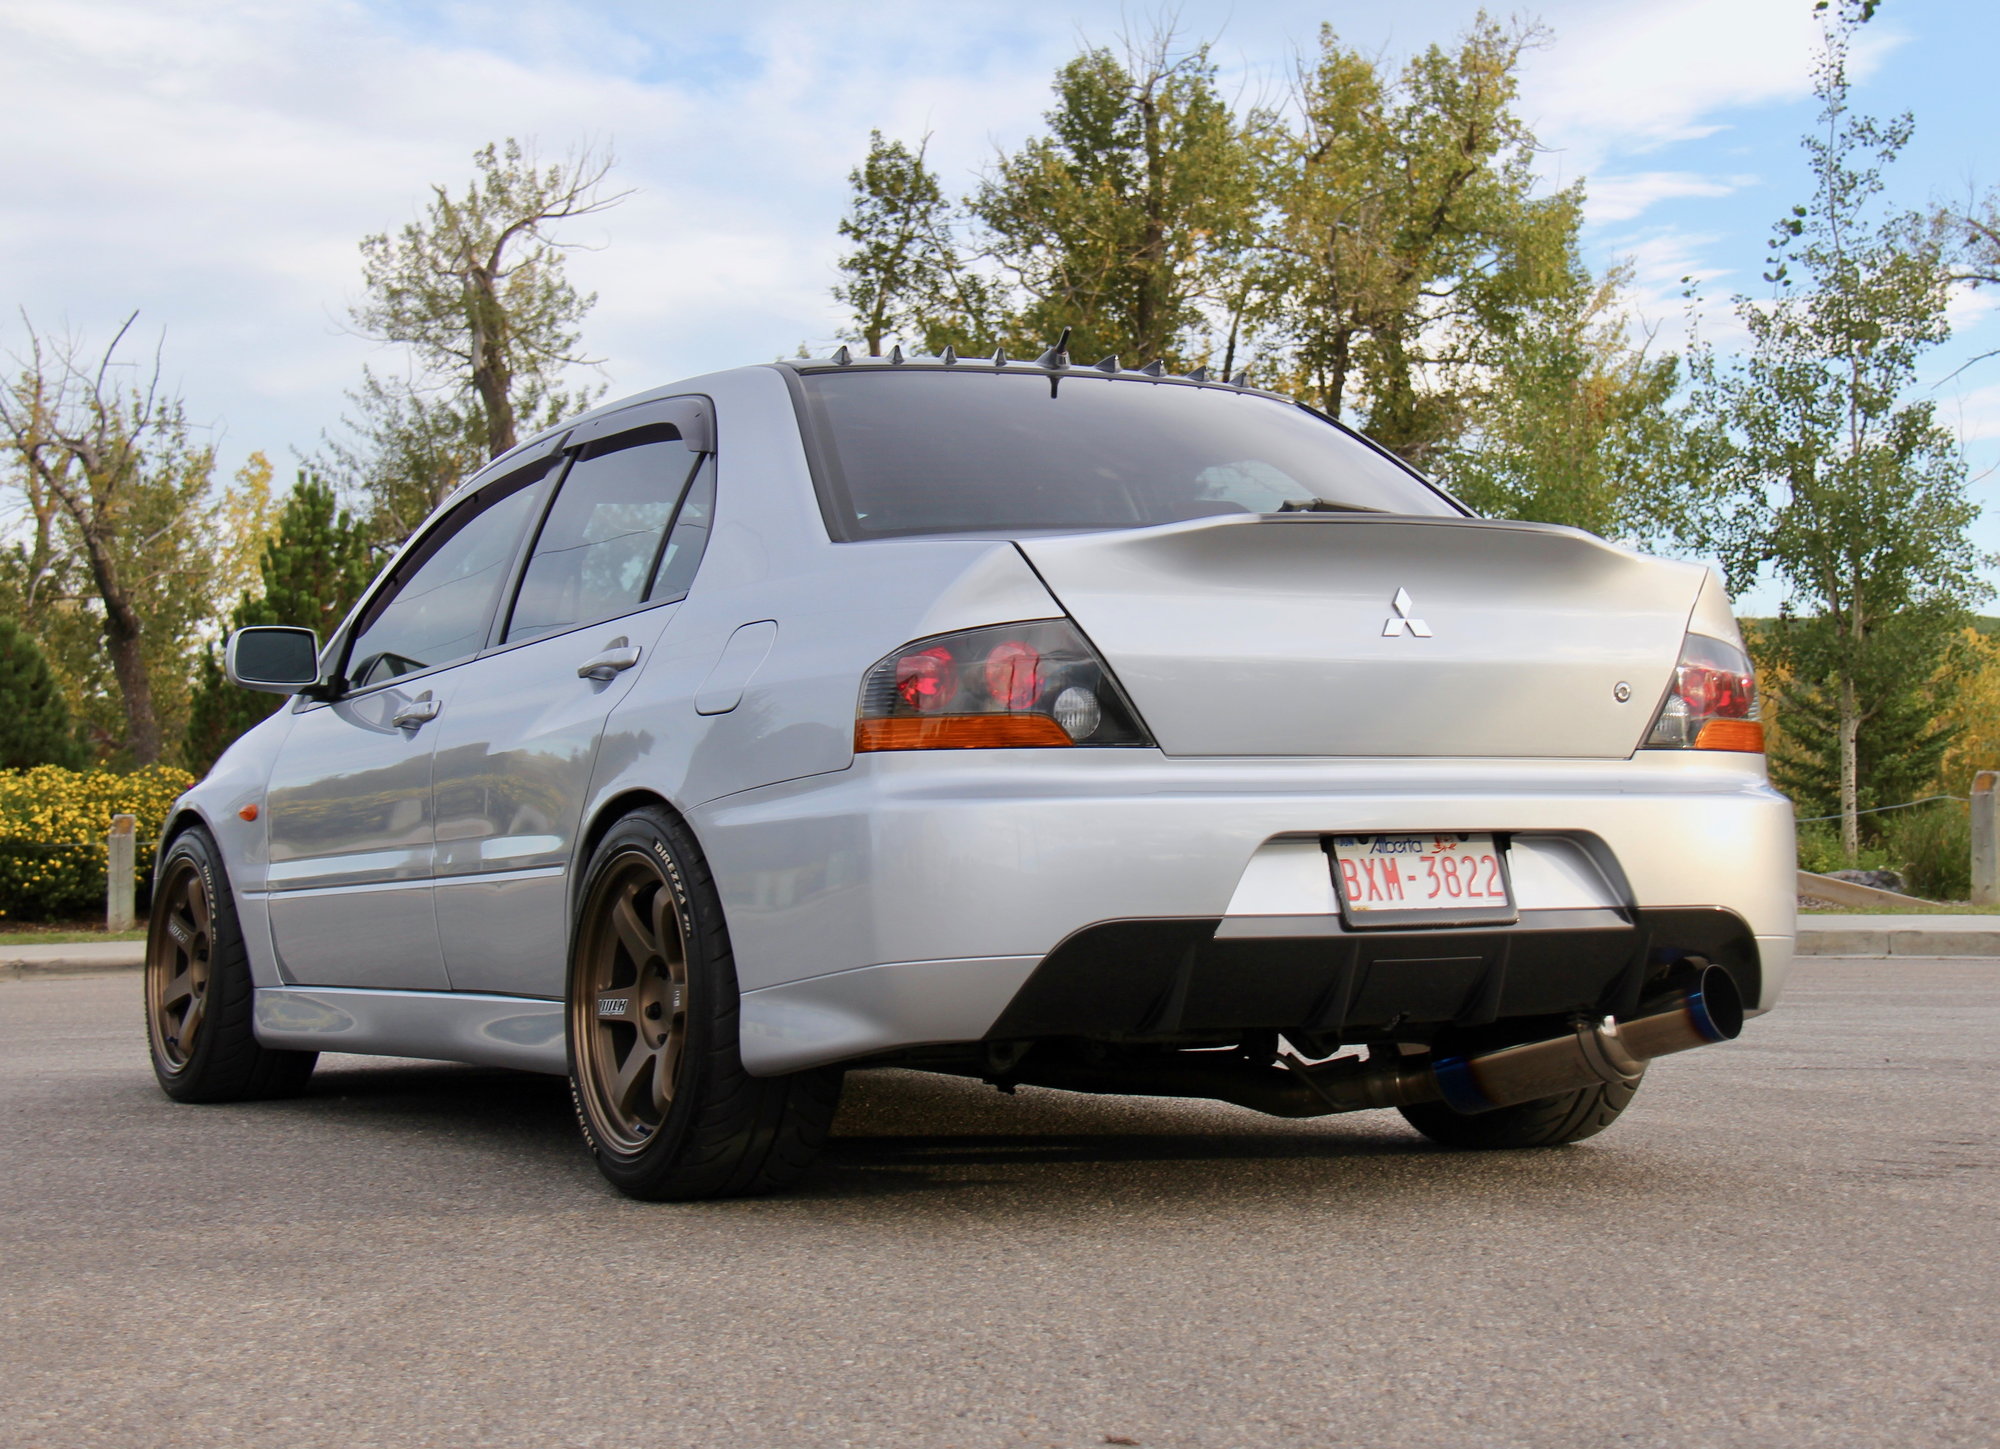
left=0, top=615, right=88, bottom=769
left=182, top=475, right=375, bottom=775
left=1761, top=617, right=1963, bottom=826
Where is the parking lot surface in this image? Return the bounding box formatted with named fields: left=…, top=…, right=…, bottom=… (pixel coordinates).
left=1, top=958, right=1994, bottom=1449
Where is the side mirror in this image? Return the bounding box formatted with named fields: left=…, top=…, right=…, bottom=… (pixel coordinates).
left=225, top=626, right=323, bottom=695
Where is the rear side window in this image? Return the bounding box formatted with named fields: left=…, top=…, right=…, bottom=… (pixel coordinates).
left=505, top=427, right=699, bottom=644
left=798, top=370, right=1457, bottom=539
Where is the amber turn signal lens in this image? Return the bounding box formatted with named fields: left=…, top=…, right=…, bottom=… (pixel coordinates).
left=1694, top=719, right=1764, bottom=753
left=238, top=803, right=260, bottom=821
left=856, top=714, right=1073, bottom=752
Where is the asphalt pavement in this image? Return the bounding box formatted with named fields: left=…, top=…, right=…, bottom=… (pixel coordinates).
left=0, top=959, right=1994, bottom=1449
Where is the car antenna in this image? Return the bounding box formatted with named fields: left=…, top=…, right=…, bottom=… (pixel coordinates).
left=1035, top=327, right=1072, bottom=370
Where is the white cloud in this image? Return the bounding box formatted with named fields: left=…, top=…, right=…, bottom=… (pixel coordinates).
left=1583, top=171, right=1758, bottom=224
left=1521, top=0, right=1902, bottom=180
left=1947, top=381, right=2000, bottom=443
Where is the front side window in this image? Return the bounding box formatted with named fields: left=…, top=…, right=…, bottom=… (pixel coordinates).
left=344, top=472, right=547, bottom=688
left=798, top=370, right=1460, bottom=539
left=505, top=427, right=698, bottom=644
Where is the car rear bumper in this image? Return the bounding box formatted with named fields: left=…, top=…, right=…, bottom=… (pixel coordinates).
left=693, top=750, right=1796, bottom=1075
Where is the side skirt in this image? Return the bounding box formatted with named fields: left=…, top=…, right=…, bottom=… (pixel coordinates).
left=253, top=987, right=568, bottom=1075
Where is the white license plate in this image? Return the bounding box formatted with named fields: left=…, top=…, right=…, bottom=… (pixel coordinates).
left=1327, top=833, right=1516, bottom=926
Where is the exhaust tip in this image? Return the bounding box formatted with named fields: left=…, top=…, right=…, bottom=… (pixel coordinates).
left=1685, top=964, right=1745, bottom=1044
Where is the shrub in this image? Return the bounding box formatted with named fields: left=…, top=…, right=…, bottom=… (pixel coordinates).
left=0, top=765, right=194, bottom=923
left=1880, top=801, right=1972, bottom=901
left=1794, top=820, right=1896, bottom=877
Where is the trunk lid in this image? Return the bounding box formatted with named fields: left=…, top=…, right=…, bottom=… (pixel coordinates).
left=1016, top=514, right=1705, bottom=758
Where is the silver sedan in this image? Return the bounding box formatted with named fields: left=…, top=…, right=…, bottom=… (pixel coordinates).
left=145, top=354, right=1793, bottom=1199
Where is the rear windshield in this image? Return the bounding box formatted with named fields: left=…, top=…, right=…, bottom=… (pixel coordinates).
left=797, top=369, right=1458, bottom=539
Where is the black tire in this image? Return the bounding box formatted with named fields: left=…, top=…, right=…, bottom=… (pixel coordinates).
left=145, top=827, right=317, bottom=1103
left=1398, top=1070, right=1643, bottom=1150
left=566, top=806, right=843, bottom=1201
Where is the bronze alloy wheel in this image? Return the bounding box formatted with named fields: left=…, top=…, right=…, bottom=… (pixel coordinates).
left=571, top=847, right=692, bottom=1153
left=147, top=855, right=215, bottom=1071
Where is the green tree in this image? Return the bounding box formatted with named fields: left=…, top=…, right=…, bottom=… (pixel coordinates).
left=1680, top=22, right=1989, bottom=861
left=1256, top=19, right=1583, bottom=468
left=317, top=368, right=487, bottom=546
left=833, top=131, right=996, bottom=356
left=342, top=139, right=628, bottom=529
left=182, top=474, right=375, bottom=775
left=0, top=315, right=227, bottom=764
left=0, top=615, right=87, bottom=769
left=971, top=34, right=1258, bottom=366
left=1440, top=264, right=1686, bottom=541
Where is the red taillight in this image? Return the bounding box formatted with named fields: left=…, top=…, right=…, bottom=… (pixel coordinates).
left=896, top=646, right=956, bottom=713
left=984, top=640, right=1042, bottom=709
left=857, top=620, right=1152, bottom=752
left=1645, top=634, right=1762, bottom=752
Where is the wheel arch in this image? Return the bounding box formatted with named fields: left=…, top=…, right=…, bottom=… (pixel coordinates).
left=572, top=788, right=703, bottom=913
left=157, top=806, right=214, bottom=881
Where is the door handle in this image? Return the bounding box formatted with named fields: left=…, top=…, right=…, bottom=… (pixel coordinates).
left=577, top=638, right=641, bottom=682
left=392, top=693, right=440, bottom=731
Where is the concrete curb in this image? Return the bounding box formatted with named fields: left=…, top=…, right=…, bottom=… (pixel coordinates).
left=1797, top=919, right=2000, bottom=958
left=0, top=942, right=145, bottom=978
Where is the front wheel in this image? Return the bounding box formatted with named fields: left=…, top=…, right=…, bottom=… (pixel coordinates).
left=145, top=827, right=316, bottom=1102
left=566, top=806, right=842, bottom=1200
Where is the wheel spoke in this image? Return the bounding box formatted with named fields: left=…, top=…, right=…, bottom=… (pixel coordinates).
left=178, top=985, right=206, bottom=1050
left=611, top=888, right=656, bottom=968
left=611, top=1037, right=662, bottom=1120
left=186, top=882, right=210, bottom=940
left=652, top=1030, right=682, bottom=1108
left=161, top=964, right=195, bottom=1009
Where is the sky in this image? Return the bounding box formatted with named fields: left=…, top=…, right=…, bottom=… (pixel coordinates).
left=4, top=0, right=1999, bottom=612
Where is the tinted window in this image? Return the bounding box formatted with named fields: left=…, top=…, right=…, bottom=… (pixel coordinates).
left=506, top=429, right=696, bottom=643
left=799, top=370, right=1457, bottom=539
left=649, top=458, right=715, bottom=603
left=346, top=475, right=545, bottom=687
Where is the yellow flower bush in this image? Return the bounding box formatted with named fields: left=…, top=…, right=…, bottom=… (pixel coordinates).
left=0, top=765, right=194, bottom=922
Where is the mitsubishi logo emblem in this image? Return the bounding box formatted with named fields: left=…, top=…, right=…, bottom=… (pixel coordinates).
left=1382, top=587, right=1432, bottom=638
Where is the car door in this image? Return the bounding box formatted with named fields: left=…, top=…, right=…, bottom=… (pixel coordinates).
left=264, top=458, right=557, bottom=990
left=431, top=400, right=717, bottom=998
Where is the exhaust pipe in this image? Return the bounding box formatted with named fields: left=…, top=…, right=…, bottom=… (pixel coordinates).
left=998, top=965, right=1745, bottom=1119
left=1423, top=964, right=1743, bottom=1114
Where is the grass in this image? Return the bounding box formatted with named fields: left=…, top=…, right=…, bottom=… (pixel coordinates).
left=1800, top=902, right=2000, bottom=916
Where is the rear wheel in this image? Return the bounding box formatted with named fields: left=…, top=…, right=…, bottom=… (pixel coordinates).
left=566, top=807, right=842, bottom=1200
left=1398, top=1071, right=1643, bottom=1149
left=145, top=827, right=316, bottom=1102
